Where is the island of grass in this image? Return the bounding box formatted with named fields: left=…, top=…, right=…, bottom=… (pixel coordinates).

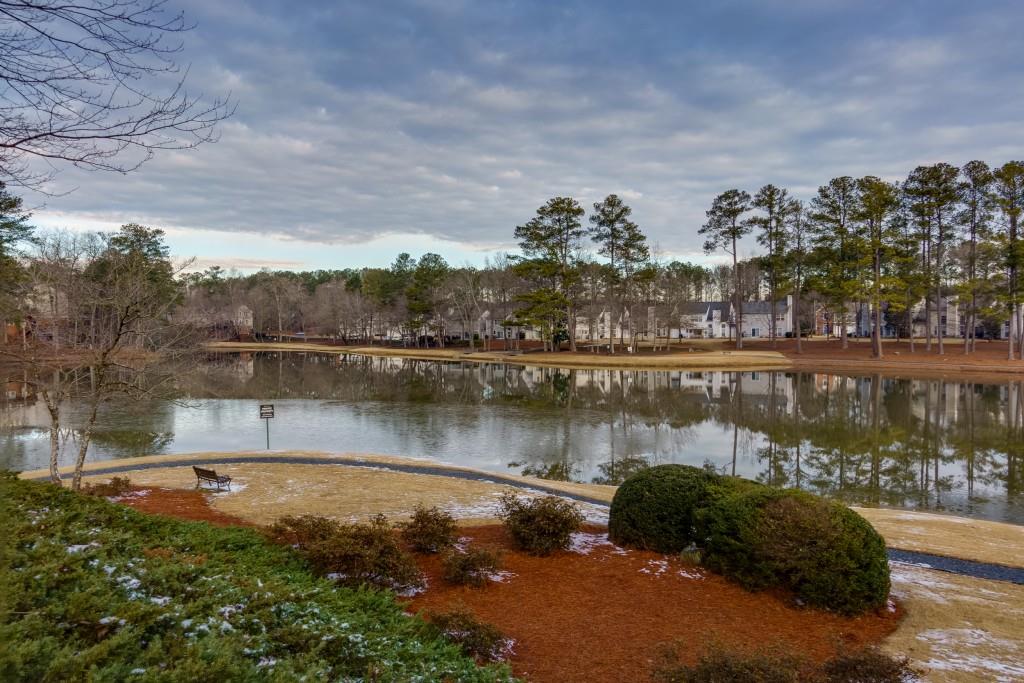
left=0, top=473, right=512, bottom=681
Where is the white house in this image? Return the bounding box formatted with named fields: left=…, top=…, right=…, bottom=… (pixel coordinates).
left=736, top=297, right=793, bottom=339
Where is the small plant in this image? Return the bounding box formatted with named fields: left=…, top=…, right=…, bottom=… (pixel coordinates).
left=266, top=514, right=422, bottom=592
left=442, top=546, right=503, bottom=587
left=427, top=607, right=513, bottom=663
left=498, top=492, right=584, bottom=556
left=651, top=644, right=920, bottom=683
left=821, top=647, right=920, bottom=683
left=401, top=504, right=457, bottom=553
left=81, top=476, right=133, bottom=497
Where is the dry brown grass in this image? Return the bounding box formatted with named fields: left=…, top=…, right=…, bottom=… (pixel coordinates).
left=854, top=507, right=1024, bottom=569
left=204, top=341, right=792, bottom=371
left=887, top=563, right=1024, bottom=682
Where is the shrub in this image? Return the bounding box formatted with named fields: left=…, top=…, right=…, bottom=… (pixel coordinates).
left=652, top=645, right=919, bottom=683
left=652, top=645, right=808, bottom=683
left=611, top=466, right=890, bottom=615
left=1, top=476, right=513, bottom=681
left=608, top=465, right=721, bottom=552
left=698, top=489, right=890, bottom=615
left=498, top=492, right=583, bottom=556
left=428, top=608, right=513, bottom=663
left=401, top=504, right=457, bottom=553
left=266, top=514, right=422, bottom=592
left=81, top=476, right=133, bottom=497
left=443, top=546, right=503, bottom=587
left=821, top=647, right=920, bottom=682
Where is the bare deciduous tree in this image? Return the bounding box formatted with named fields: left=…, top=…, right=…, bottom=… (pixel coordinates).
left=0, top=0, right=234, bottom=188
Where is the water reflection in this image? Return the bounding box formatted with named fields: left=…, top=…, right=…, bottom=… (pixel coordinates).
left=2, top=352, right=1022, bottom=524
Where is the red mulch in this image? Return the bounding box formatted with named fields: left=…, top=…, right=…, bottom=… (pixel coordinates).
left=115, top=490, right=902, bottom=683
left=116, top=486, right=252, bottom=527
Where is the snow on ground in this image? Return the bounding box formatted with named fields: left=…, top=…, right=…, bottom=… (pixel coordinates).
left=916, top=629, right=1024, bottom=682
left=567, top=532, right=628, bottom=556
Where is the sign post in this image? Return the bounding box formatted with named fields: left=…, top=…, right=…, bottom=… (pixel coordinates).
left=259, top=404, right=274, bottom=449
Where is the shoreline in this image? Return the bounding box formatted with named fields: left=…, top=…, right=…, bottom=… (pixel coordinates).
left=23, top=450, right=1024, bottom=569
left=205, top=340, right=1024, bottom=379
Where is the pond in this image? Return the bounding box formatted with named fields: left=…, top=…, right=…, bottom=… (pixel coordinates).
left=3, top=351, right=1023, bottom=524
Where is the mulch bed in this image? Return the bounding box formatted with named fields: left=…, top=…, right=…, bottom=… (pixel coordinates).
left=115, top=486, right=252, bottom=527
left=117, top=489, right=902, bottom=683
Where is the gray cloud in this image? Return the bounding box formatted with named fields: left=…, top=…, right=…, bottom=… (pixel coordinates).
left=28, top=0, right=1024, bottom=259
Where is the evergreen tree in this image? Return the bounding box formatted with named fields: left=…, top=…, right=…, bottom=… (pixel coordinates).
left=588, top=194, right=649, bottom=353
left=699, top=189, right=751, bottom=348
left=855, top=176, right=902, bottom=358
left=808, top=177, right=864, bottom=349
left=514, top=197, right=586, bottom=351
left=748, top=184, right=791, bottom=347
left=957, top=161, right=994, bottom=353
left=992, top=161, right=1024, bottom=359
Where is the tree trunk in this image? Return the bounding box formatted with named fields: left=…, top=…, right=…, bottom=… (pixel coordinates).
left=43, top=390, right=62, bottom=484
left=872, top=249, right=883, bottom=359
left=839, top=301, right=848, bottom=349
left=732, top=237, right=743, bottom=350
left=71, top=398, right=101, bottom=491
left=794, top=284, right=802, bottom=354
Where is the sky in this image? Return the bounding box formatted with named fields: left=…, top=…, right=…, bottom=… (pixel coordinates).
left=29, top=0, right=1024, bottom=272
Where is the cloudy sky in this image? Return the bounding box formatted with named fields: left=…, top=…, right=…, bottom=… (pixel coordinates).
left=31, top=0, right=1024, bottom=271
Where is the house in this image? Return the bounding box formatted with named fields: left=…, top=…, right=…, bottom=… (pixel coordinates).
left=738, top=298, right=793, bottom=339
left=911, top=297, right=960, bottom=339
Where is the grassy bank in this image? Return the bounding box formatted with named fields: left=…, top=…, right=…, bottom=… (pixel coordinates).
left=0, top=473, right=513, bottom=682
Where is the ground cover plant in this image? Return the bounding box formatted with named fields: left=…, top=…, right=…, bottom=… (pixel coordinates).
left=652, top=644, right=919, bottom=683
left=265, top=513, right=423, bottom=592
left=609, top=465, right=890, bottom=615
left=0, top=473, right=514, bottom=681
left=498, top=492, right=584, bottom=556
left=81, top=475, right=133, bottom=497
left=427, top=607, right=514, bottom=663
left=442, top=546, right=503, bottom=587
left=401, top=504, right=458, bottom=553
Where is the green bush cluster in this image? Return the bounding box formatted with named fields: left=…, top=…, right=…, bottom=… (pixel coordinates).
left=653, top=645, right=919, bottom=683
left=0, top=474, right=514, bottom=681
left=401, top=504, right=458, bottom=553
left=609, top=465, right=890, bottom=615
left=266, top=513, right=423, bottom=592
left=442, top=546, right=503, bottom=587
left=427, top=608, right=513, bottom=663
left=498, top=492, right=584, bottom=556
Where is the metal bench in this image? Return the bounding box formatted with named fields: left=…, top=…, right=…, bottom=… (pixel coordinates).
left=193, top=466, right=232, bottom=491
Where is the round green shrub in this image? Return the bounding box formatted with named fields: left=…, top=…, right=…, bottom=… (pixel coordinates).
left=608, top=464, right=734, bottom=552
left=498, top=492, right=583, bottom=556
left=697, top=488, right=890, bottom=615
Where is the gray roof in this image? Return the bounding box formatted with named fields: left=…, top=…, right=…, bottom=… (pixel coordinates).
left=742, top=300, right=787, bottom=316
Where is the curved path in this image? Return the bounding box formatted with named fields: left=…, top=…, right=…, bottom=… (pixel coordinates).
left=35, top=454, right=1024, bottom=586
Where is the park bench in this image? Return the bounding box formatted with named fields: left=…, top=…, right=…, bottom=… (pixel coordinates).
left=193, top=466, right=232, bottom=491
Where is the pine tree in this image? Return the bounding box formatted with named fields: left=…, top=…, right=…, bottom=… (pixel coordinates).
left=748, top=184, right=791, bottom=348
left=699, top=190, right=751, bottom=349
left=514, top=197, right=586, bottom=351
left=808, top=177, right=864, bottom=349
left=588, top=194, right=649, bottom=353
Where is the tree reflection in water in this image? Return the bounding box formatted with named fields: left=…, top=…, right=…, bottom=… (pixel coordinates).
left=2, top=352, right=1022, bottom=523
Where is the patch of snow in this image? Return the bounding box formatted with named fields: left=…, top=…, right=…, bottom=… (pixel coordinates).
left=256, top=657, right=277, bottom=669
left=66, top=542, right=99, bottom=554
left=130, top=668, right=146, bottom=675
left=676, top=568, right=705, bottom=581
left=150, top=596, right=171, bottom=607
left=917, top=628, right=1024, bottom=681
left=567, top=532, right=628, bottom=556
left=488, top=571, right=517, bottom=583
left=213, top=482, right=247, bottom=496
left=639, top=559, right=669, bottom=577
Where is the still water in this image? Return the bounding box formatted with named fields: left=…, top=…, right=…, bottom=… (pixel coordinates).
left=3, top=352, right=1023, bottom=524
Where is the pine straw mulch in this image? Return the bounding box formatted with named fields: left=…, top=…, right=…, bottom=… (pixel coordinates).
left=116, top=488, right=902, bottom=683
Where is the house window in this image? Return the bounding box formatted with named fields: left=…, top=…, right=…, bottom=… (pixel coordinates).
left=751, top=328, right=759, bottom=337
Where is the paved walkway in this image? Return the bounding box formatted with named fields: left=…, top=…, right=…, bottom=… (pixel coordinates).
left=38, top=455, right=1024, bottom=586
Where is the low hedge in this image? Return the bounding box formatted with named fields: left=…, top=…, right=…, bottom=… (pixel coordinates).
left=609, top=465, right=890, bottom=615
left=608, top=465, right=756, bottom=553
